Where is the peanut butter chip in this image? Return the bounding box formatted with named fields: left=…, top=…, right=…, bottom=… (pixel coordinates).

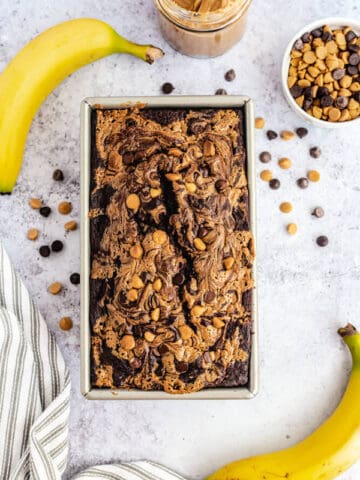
left=213, top=318, right=225, bottom=329
left=194, top=238, right=206, bottom=251
left=165, top=173, right=181, bottom=181
left=255, top=117, right=265, bottom=129
left=329, top=107, right=341, bottom=121
left=151, top=307, right=160, bottom=322
left=58, top=201, right=72, bottom=215
left=48, top=282, right=62, bottom=295
left=131, top=274, right=144, bottom=289
left=127, top=289, right=138, bottom=302
left=287, top=223, right=298, bottom=235
left=29, top=198, right=42, bottom=209
left=153, top=229, right=167, bottom=244
left=185, top=182, right=197, bottom=193
left=278, top=158, right=292, bottom=169
left=126, top=193, right=140, bottom=212
left=308, top=170, right=321, bottom=182
left=150, top=188, right=162, bottom=198
left=280, top=130, right=295, bottom=140
left=59, top=317, right=73, bottom=331
left=203, top=140, right=215, bottom=156
left=260, top=170, right=272, bottom=182
left=27, top=228, right=39, bottom=241
left=223, top=256, right=235, bottom=270
left=191, top=305, right=206, bottom=317
left=279, top=202, right=293, bottom=213
left=303, top=51, right=316, bottom=64
left=144, top=331, right=155, bottom=342
left=315, top=46, right=327, bottom=60
left=64, top=220, right=77, bottom=231
left=153, top=278, right=162, bottom=292
left=179, top=324, right=193, bottom=340
left=130, top=244, right=143, bottom=259
left=120, top=335, right=135, bottom=350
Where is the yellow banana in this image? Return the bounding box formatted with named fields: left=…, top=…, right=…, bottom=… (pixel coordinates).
left=0, top=18, right=164, bottom=193
left=207, top=324, right=360, bottom=480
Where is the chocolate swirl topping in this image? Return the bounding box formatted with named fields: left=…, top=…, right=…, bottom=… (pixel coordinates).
left=90, top=106, right=254, bottom=394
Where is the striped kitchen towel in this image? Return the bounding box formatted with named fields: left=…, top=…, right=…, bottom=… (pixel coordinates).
left=0, top=243, right=185, bottom=480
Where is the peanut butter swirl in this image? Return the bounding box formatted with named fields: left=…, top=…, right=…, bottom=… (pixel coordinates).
left=90, top=106, right=254, bottom=394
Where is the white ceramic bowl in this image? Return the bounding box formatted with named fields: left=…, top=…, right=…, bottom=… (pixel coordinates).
left=281, top=17, right=360, bottom=129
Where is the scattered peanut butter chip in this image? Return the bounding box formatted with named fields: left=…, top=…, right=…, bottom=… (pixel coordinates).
left=144, top=331, right=155, bottom=342
left=278, top=157, right=292, bottom=169
left=131, top=274, right=144, bottom=289
left=279, top=202, right=293, bottom=213
left=255, top=117, right=265, bottom=129
left=58, top=201, right=72, bottom=215
left=213, top=318, right=225, bottom=329
left=179, top=324, right=193, bottom=340
left=287, top=223, right=298, bottom=235
left=130, top=244, right=143, bottom=259
left=126, top=193, right=140, bottom=211
left=150, top=188, right=162, bottom=198
left=59, top=316, right=73, bottom=331
left=127, top=288, right=138, bottom=302
left=48, top=282, right=62, bottom=295
left=29, top=198, right=42, bottom=209
left=64, top=220, right=77, bottom=231
left=194, top=237, right=206, bottom=251
left=120, top=335, right=136, bottom=350
left=151, top=307, right=160, bottom=322
left=260, top=170, right=273, bottom=182
left=191, top=305, right=206, bottom=316
left=280, top=130, right=295, bottom=140
left=223, top=256, right=235, bottom=270
left=27, top=228, right=39, bottom=241
left=307, top=170, right=321, bottom=182
left=153, top=278, right=162, bottom=292
left=153, top=229, right=167, bottom=244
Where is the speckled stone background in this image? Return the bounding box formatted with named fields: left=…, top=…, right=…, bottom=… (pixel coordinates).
left=1, top=0, right=360, bottom=478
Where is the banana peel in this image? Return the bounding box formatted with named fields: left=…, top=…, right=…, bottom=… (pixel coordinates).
left=207, top=324, right=360, bottom=480
left=0, top=18, right=164, bottom=193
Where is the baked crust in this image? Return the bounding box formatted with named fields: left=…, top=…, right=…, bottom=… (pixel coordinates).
left=89, top=106, right=254, bottom=394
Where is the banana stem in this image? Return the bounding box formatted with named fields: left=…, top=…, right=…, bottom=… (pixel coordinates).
left=113, top=34, right=164, bottom=64
left=339, top=323, right=360, bottom=367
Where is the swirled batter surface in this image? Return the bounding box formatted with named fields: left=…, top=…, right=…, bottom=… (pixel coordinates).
left=90, top=106, right=254, bottom=394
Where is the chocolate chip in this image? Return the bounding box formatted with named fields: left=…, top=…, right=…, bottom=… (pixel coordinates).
left=322, top=31, right=333, bottom=42
left=311, top=28, right=322, bottom=38
left=259, top=151, right=271, bottom=163
left=301, top=32, right=311, bottom=43
left=201, top=166, right=210, bottom=178
left=215, top=179, right=227, bottom=192
left=297, top=177, right=309, bottom=189
left=204, top=291, right=215, bottom=303
left=332, top=68, right=345, bottom=80
left=53, top=169, right=64, bottom=181
left=303, top=86, right=313, bottom=99
left=39, top=206, right=51, bottom=217
left=145, top=197, right=161, bottom=210
left=295, top=127, right=308, bottom=138
left=348, top=44, right=360, bottom=53
left=162, top=82, right=174, bottom=94
left=198, top=226, right=208, bottom=238
left=140, top=271, right=151, bottom=283
left=173, top=273, right=185, bottom=285
left=215, top=88, right=227, bottom=95
left=266, top=130, right=278, bottom=140
left=51, top=240, right=63, bottom=252
left=290, top=85, right=303, bottom=98
left=312, top=207, right=324, bottom=218
left=349, top=53, right=360, bottom=66
left=347, top=65, right=358, bottom=76
left=310, top=146, right=321, bottom=158
left=70, top=273, right=80, bottom=285
left=320, top=95, right=333, bottom=107
left=316, top=235, right=328, bottom=247
left=353, top=92, right=360, bottom=102
left=346, top=30, right=357, bottom=42
left=176, top=361, right=188, bottom=373
left=317, top=86, right=330, bottom=98
left=303, top=97, right=313, bottom=110
left=203, top=352, right=212, bottom=363
left=158, top=344, right=169, bottom=354
left=130, top=358, right=142, bottom=369
left=269, top=178, right=280, bottom=190
left=335, top=96, right=348, bottom=109
left=225, top=69, right=236, bottom=81
left=39, top=245, right=50, bottom=257
left=293, top=38, right=303, bottom=50
left=122, top=152, right=134, bottom=165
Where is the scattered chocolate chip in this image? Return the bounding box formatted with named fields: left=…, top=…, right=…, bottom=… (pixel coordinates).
left=349, top=53, right=360, bottom=66
left=293, top=38, right=303, bottom=50
left=173, top=273, right=185, bottom=285
left=310, top=146, right=321, bottom=158
left=317, top=86, right=330, bottom=98
left=335, top=96, right=349, bottom=109
left=348, top=44, right=360, bottom=53
left=295, top=127, right=308, bottom=138
left=70, top=273, right=80, bottom=285
left=158, top=344, right=169, bottom=354
left=176, top=361, right=188, bottom=373
left=204, top=291, right=215, bottom=303
left=290, top=85, right=303, bottom=98
left=215, top=88, right=227, bottom=95
left=269, top=178, right=280, bottom=190
left=52, top=169, right=64, bottom=181
left=301, top=32, right=311, bottom=43
left=266, top=130, right=278, bottom=140
left=316, top=235, right=328, bottom=247
left=51, top=240, right=63, bottom=252
left=39, top=206, right=51, bottom=217
left=322, top=31, right=332, bottom=42
left=332, top=68, right=345, bottom=80
left=162, top=82, right=174, bottom=94
left=346, top=30, right=357, bottom=42
left=347, top=65, right=358, bottom=76
left=215, top=179, right=227, bottom=192
left=320, top=95, right=333, bottom=107
left=224, top=69, right=236, bottom=81
left=297, top=177, right=309, bottom=189
left=259, top=151, right=272, bottom=163
left=312, top=207, right=324, bottom=218
left=39, top=245, right=50, bottom=257
left=311, top=28, right=322, bottom=38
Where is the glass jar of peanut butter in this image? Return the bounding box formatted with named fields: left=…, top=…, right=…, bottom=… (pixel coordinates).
left=154, top=0, right=252, bottom=58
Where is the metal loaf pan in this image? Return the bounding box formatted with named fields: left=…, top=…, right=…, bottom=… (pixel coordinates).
left=80, top=96, right=258, bottom=399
